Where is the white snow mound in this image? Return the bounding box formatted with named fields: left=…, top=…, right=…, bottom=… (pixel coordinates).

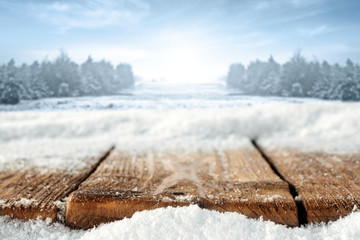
left=1, top=205, right=360, bottom=240
left=1, top=102, right=360, bottom=172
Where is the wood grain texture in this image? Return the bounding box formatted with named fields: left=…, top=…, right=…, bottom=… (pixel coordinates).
left=66, top=144, right=298, bottom=229
left=0, top=149, right=112, bottom=222
left=261, top=149, right=360, bottom=224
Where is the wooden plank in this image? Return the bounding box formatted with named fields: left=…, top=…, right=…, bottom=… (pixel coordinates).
left=66, top=143, right=298, bottom=229
left=259, top=148, right=360, bottom=224
left=0, top=148, right=113, bottom=222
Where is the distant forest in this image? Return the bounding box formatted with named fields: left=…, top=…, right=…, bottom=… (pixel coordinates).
left=227, top=52, right=360, bottom=101
left=0, top=51, right=134, bottom=104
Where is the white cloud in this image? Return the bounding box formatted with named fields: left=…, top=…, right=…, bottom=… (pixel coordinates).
left=253, top=0, right=327, bottom=10
left=299, top=25, right=332, bottom=37
left=29, top=0, right=149, bottom=32
left=290, top=0, right=327, bottom=8
left=254, top=1, right=271, bottom=10
left=303, top=44, right=352, bottom=55
left=28, top=45, right=149, bottom=64
left=48, top=2, right=70, bottom=12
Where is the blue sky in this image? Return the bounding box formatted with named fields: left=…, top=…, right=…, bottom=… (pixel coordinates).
left=0, top=0, right=359, bottom=82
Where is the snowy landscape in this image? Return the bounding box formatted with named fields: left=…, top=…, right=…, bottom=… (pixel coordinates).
left=0, top=82, right=327, bottom=111
left=1, top=83, right=360, bottom=239
left=1, top=0, right=360, bottom=239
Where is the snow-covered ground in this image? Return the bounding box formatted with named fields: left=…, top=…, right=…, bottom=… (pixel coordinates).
left=1, top=82, right=360, bottom=239
left=0, top=82, right=325, bottom=111
left=2, top=205, right=360, bottom=240
left=1, top=103, right=359, bottom=168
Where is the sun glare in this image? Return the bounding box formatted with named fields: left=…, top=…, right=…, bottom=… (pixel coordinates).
left=160, top=47, right=207, bottom=83
left=136, top=30, right=221, bottom=84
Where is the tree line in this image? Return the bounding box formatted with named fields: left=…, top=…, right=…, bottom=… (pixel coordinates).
left=0, top=51, right=135, bottom=104
left=227, top=52, right=360, bottom=101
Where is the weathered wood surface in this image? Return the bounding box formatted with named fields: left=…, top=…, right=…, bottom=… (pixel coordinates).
left=0, top=148, right=113, bottom=222
left=66, top=144, right=298, bottom=229
left=260, top=149, right=360, bottom=224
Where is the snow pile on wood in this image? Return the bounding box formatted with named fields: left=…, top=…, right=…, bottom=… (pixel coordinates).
left=1, top=205, right=360, bottom=240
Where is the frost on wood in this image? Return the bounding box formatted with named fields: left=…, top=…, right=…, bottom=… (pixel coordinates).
left=0, top=148, right=113, bottom=222
left=66, top=144, right=298, bottom=229
left=258, top=148, right=360, bottom=224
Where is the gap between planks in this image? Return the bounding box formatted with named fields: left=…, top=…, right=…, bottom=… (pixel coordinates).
left=251, top=139, right=308, bottom=226
left=255, top=140, right=360, bottom=225
left=69, top=146, right=115, bottom=195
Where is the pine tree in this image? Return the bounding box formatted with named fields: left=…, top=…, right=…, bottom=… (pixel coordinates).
left=0, top=52, right=137, bottom=104
left=226, top=63, right=246, bottom=90
left=80, top=56, right=103, bottom=95
left=46, top=51, right=81, bottom=97
left=0, top=77, right=20, bottom=104
left=280, top=52, right=309, bottom=97
left=58, top=82, right=70, bottom=97
left=115, top=63, right=135, bottom=89
left=0, top=64, right=6, bottom=99
left=259, top=56, right=281, bottom=96
left=0, top=60, right=21, bottom=104
left=29, top=61, right=49, bottom=99
left=338, top=59, right=360, bottom=101
left=16, top=63, right=31, bottom=100
left=246, top=59, right=267, bottom=95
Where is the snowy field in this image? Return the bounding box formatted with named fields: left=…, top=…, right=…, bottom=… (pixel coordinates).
left=0, top=82, right=324, bottom=111
left=1, top=83, right=360, bottom=239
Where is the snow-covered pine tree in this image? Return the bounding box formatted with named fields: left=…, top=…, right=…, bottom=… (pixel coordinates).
left=58, top=82, right=70, bottom=97
left=0, top=77, right=20, bottom=104
left=338, top=59, right=360, bottom=101
left=39, top=60, right=55, bottom=97
left=280, top=52, right=313, bottom=97
left=115, top=63, right=135, bottom=90
left=0, top=60, right=21, bottom=104
left=307, top=61, right=322, bottom=96
left=0, top=64, right=5, bottom=99
left=226, top=63, right=246, bottom=91
left=310, top=61, right=345, bottom=100
left=80, top=56, right=103, bottom=96
left=258, top=56, right=281, bottom=96
left=97, top=60, right=116, bottom=95
left=28, top=61, right=49, bottom=99
left=246, top=59, right=267, bottom=95
left=46, top=50, right=81, bottom=97
left=15, top=63, right=32, bottom=100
